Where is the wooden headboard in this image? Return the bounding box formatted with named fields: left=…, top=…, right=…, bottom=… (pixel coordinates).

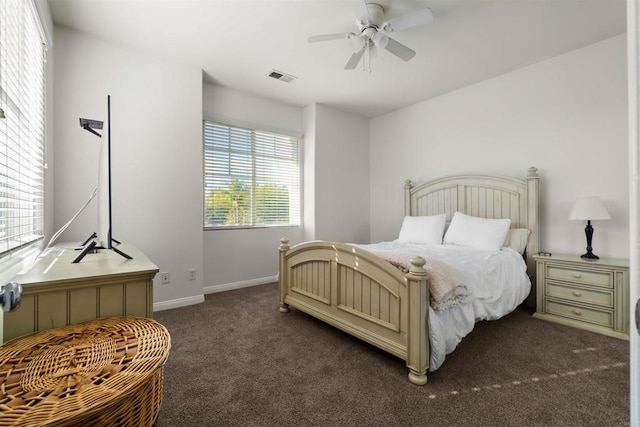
left=404, top=167, right=540, bottom=281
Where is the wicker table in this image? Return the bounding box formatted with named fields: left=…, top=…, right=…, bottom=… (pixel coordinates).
left=0, top=317, right=171, bottom=426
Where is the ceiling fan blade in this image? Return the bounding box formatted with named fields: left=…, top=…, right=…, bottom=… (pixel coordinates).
left=345, top=46, right=366, bottom=70
left=349, top=0, right=371, bottom=25
left=383, top=36, right=416, bottom=61
left=382, top=8, right=434, bottom=32
left=308, top=32, right=355, bottom=43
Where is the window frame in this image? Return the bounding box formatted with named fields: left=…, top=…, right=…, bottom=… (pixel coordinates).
left=202, top=118, right=302, bottom=231
left=0, top=0, right=48, bottom=261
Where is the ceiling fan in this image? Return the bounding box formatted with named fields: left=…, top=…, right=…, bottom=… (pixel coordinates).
left=308, top=0, right=434, bottom=70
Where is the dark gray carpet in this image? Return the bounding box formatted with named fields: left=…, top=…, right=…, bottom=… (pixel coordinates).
left=154, top=282, right=629, bottom=426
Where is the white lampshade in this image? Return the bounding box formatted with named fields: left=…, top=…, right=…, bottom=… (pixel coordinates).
left=568, top=196, right=611, bottom=221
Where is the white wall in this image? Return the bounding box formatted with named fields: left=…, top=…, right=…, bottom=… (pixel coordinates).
left=313, top=104, right=370, bottom=243
left=53, top=26, right=204, bottom=308
left=302, top=103, right=317, bottom=242
left=370, top=35, right=628, bottom=260
left=202, top=84, right=304, bottom=291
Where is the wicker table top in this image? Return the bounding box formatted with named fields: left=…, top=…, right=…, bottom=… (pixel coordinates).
left=0, top=317, right=171, bottom=426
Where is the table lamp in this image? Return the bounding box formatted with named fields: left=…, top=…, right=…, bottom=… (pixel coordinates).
left=568, top=196, right=611, bottom=260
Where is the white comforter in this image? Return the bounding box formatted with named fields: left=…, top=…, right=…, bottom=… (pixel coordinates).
left=355, top=241, right=531, bottom=371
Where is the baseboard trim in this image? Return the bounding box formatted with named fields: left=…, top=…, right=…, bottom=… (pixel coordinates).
left=152, top=276, right=277, bottom=312
left=153, top=294, right=205, bottom=312
left=203, top=276, right=277, bottom=295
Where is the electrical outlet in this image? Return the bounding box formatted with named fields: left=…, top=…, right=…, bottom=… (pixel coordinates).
left=160, top=272, right=170, bottom=284
left=188, top=269, right=196, bottom=281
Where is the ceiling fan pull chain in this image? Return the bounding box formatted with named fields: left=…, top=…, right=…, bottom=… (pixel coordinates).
left=362, top=43, right=367, bottom=72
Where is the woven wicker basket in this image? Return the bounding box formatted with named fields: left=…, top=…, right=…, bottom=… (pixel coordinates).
left=0, top=316, right=171, bottom=426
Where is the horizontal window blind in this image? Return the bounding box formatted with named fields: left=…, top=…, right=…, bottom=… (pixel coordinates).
left=0, top=0, right=46, bottom=256
left=203, top=121, right=300, bottom=228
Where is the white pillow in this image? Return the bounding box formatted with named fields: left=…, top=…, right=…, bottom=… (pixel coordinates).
left=502, top=228, right=530, bottom=255
left=398, top=214, right=446, bottom=245
left=443, top=212, right=511, bottom=251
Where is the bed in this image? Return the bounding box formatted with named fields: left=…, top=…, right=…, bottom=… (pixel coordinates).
left=278, top=167, right=540, bottom=385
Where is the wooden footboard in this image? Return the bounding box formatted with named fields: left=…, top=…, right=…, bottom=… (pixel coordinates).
left=279, top=238, right=430, bottom=385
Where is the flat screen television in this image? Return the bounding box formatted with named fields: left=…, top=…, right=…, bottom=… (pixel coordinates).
left=73, top=95, right=131, bottom=263
left=96, top=95, right=111, bottom=250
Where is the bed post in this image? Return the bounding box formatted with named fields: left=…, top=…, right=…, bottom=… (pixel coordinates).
left=405, top=256, right=429, bottom=385
left=525, top=167, right=540, bottom=284
left=404, top=179, right=413, bottom=216
left=279, top=237, right=290, bottom=313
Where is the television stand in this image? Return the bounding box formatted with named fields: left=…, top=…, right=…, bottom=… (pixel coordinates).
left=72, top=238, right=133, bottom=264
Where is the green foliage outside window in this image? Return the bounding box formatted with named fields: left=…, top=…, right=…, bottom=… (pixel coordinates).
left=205, top=179, right=290, bottom=227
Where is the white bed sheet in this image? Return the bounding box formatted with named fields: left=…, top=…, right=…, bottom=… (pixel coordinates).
left=355, top=241, right=531, bottom=371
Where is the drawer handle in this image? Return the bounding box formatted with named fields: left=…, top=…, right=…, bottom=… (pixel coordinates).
left=572, top=309, right=582, bottom=316
left=572, top=273, right=582, bottom=279
left=572, top=291, right=582, bottom=297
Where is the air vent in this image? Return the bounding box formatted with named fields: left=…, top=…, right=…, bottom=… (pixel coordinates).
left=268, top=70, right=297, bottom=83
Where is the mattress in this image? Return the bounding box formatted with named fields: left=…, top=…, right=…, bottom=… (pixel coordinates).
left=355, top=240, right=531, bottom=371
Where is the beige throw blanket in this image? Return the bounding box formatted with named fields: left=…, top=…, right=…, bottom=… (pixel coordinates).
left=369, top=249, right=469, bottom=312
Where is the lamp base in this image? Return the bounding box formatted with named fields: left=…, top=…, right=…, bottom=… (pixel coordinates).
left=580, top=251, right=599, bottom=260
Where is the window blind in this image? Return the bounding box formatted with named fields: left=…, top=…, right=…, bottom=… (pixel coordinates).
left=203, top=121, right=300, bottom=228
left=0, top=0, right=46, bottom=256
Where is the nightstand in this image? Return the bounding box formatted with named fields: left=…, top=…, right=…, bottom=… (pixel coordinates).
left=533, top=253, right=629, bottom=340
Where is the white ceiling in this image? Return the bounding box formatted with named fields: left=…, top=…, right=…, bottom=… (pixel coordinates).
left=48, top=0, right=626, bottom=118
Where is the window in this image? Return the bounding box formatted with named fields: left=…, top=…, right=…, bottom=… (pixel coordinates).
left=0, top=0, right=46, bottom=257
left=203, top=121, right=300, bottom=228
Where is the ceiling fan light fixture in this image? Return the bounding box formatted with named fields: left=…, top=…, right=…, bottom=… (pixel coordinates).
left=371, top=32, right=388, bottom=48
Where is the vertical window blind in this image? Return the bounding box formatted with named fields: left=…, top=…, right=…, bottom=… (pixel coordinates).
left=203, top=121, right=300, bottom=228
left=0, top=0, right=46, bottom=256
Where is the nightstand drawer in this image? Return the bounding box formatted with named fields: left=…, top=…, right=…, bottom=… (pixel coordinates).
left=546, top=265, right=612, bottom=288
left=546, top=281, right=613, bottom=308
left=546, top=300, right=613, bottom=328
